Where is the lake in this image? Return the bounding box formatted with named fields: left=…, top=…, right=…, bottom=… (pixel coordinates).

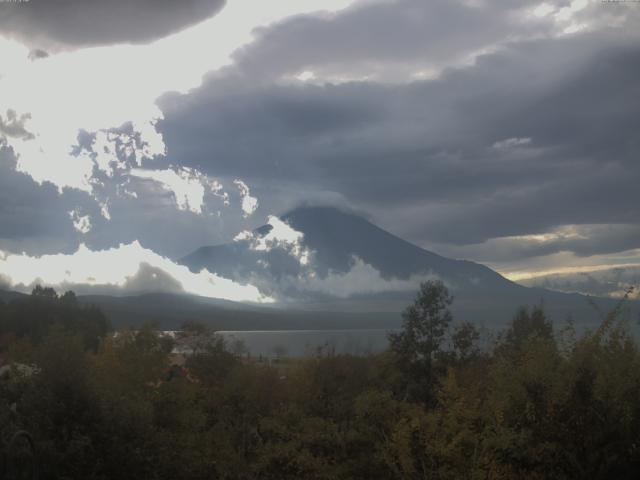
left=218, top=329, right=396, bottom=357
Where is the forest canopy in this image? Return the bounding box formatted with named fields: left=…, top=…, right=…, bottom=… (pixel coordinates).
left=0, top=282, right=639, bottom=479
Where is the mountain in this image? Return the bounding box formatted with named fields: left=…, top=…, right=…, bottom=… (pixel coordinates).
left=519, top=266, right=640, bottom=299
left=77, top=292, right=399, bottom=331
left=284, top=207, right=519, bottom=292
left=182, top=206, right=519, bottom=295
left=0, top=288, right=400, bottom=331
left=3, top=207, right=636, bottom=330
left=181, top=206, right=639, bottom=328
left=0, top=288, right=27, bottom=303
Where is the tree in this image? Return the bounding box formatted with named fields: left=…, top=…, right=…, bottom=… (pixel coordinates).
left=451, top=321, right=481, bottom=363
left=60, top=290, right=78, bottom=306
left=31, top=285, right=57, bottom=299
left=180, top=320, right=209, bottom=337
left=501, top=305, right=553, bottom=352
left=389, top=280, right=453, bottom=403
left=178, top=320, right=214, bottom=355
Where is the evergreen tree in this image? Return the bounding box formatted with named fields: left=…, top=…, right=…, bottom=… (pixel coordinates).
left=388, top=280, right=453, bottom=403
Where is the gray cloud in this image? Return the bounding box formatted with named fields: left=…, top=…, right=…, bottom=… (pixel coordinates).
left=158, top=26, right=640, bottom=260
left=232, top=0, right=553, bottom=83
left=431, top=225, right=640, bottom=267
left=2, top=0, right=639, bottom=274
left=519, top=266, right=640, bottom=299
left=0, top=141, right=261, bottom=259
left=0, top=110, right=34, bottom=140
left=0, top=0, right=225, bottom=49
left=0, top=147, right=81, bottom=254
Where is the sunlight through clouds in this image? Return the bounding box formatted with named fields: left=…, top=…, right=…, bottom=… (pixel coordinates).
left=0, top=0, right=361, bottom=292
left=130, top=167, right=208, bottom=214
left=0, top=242, right=272, bottom=303
left=0, top=0, right=359, bottom=198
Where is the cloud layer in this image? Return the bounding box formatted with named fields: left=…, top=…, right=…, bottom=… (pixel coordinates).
left=160, top=28, right=640, bottom=251
left=0, top=0, right=639, bottom=290
left=519, top=265, right=640, bottom=299
left=0, top=0, right=226, bottom=49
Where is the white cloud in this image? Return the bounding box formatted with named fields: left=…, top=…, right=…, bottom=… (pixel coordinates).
left=128, top=166, right=238, bottom=215
left=0, top=241, right=271, bottom=303
left=130, top=167, right=207, bottom=214
left=526, top=0, right=590, bottom=36
left=233, top=179, right=259, bottom=217
left=492, top=137, right=532, bottom=150
left=533, top=3, right=556, bottom=18
left=242, top=255, right=443, bottom=300
left=518, top=264, right=640, bottom=299
left=297, top=257, right=439, bottom=298
left=0, top=39, right=30, bottom=79
left=235, top=215, right=312, bottom=265
left=69, top=210, right=92, bottom=234
left=295, top=70, right=316, bottom=82
left=89, top=130, right=154, bottom=178
left=555, top=0, right=588, bottom=23
left=100, top=201, right=111, bottom=220
left=209, top=179, right=230, bottom=206
left=506, top=262, right=640, bottom=283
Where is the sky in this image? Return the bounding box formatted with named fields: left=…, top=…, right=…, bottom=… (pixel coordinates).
left=0, top=0, right=639, bottom=300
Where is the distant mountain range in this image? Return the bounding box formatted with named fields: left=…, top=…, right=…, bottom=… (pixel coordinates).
left=2, top=207, right=638, bottom=330
left=179, top=206, right=639, bottom=329
left=520, top=266, right=640, bottom=299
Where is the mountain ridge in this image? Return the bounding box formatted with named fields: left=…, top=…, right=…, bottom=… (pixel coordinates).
left=2, top=207, right=638, bottom=330
left=182, top=206, right=520, bottom=296
left=179, top=206, right=639, bottom=327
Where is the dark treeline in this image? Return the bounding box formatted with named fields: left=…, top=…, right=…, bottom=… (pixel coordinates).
left=0, top=285, right=109, bottom=352
left=0, top=282, right=639, bottom=479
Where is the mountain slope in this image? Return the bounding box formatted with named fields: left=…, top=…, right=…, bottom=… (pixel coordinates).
left=0, top=289, right=27, bottom=303
left=180, top=206, right=639, bottom=327
left=182, top=206, right=518, bottom=295
left=282, top=207, right=517, bottom=290
left=4, top=208, right=636, bottom=330
left=79, top=292, right=400, bottom=331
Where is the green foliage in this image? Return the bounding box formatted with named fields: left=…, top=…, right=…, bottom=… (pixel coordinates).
left=388, top=279, right=454, bottom=404
left=0, top=286, right=109, bottom=352
left=186, top=334, right=240, bottom=385
left=451, top=321, right=482, bottom=363
left=1, top=284, right=640, bottom=479
left=501, top=305, right=553, bottom=353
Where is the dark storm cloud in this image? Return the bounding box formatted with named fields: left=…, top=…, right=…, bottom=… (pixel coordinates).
left=158, top=25, right=640, bottom=260
left=2, top=0, right=639, bottom=268
left=232, top=0, right=552, bottom=83
left=0, top=0, right=225, bottom=49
